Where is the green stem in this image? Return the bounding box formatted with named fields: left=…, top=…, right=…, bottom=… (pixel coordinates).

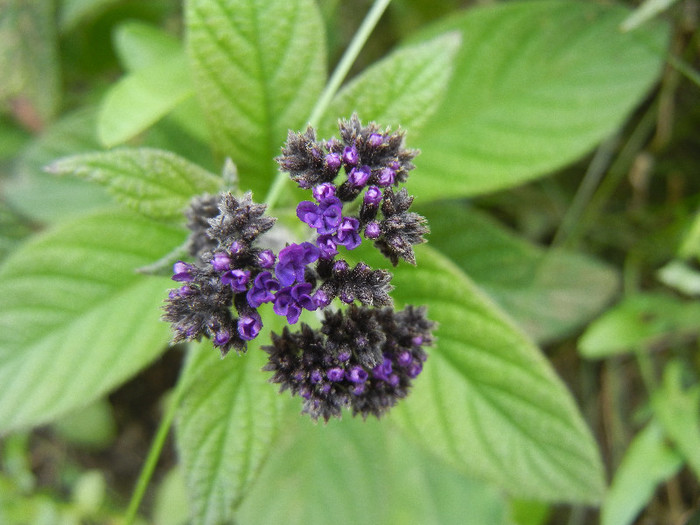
left=124, top=370, right=188, bottom=524
left=264, top=0, right=393, bottom=210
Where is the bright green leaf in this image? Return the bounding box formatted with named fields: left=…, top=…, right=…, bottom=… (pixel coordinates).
left=409, top=0, right=669, bottom=199
left=113, top=20, right=182, bottom=72
left=355, top=244, right=605, bottom=502
left=46, top=148, right=221, bottom=222
left=59, top=0, right=121, bottom=32
left=237, top=412, right=509, bottom=525
left=176, top=328, right=285, bottom=525
left=5, top=107, right=112, bottom=223
left=652, top=361, right=700, bottom=478
left=98, top=54, right=194, bottom=148
left=601, top=421, right=683, bottom=525
left=579, top=293, right=700, bottom=358
left=0, top=204, right=33, bottom=262
left=319, top=33, right=461, bottom=138
left=420, top=202, right=619, bottom=343
left=0, top=0, right=60, bottom=123
left=657, top=260, right=700, bottom=296
left=186, top=0, right=326, bottom=196
left=0, top=209, right=185, bottom=432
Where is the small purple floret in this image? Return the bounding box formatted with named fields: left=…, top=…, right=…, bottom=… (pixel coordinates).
left=296, top=198, right=343, bottom=235
left=364, top=186, right=382, bottom=206
left=313, top=183, right=336, bottom=202
left=230, top=241, right=244, bottom=254
left=221, top=269, right=251, bottom=292
left=310, top=370, right=323, bottom=383
left=338, top=351, right=351, bottom=362
left=333, top=260, right=349, bottom=272
left=397, top=351, right=412, bottom=367
left=346, top=366, right=368, bottom=383
left=246, top=271, right=280, bottom=307
left=325, top=152, right=342, bottom=171
left=172, top=261, right=195, bottom=282
left=213, top=330, right=231, bottom=347
left=378, top=167, right=395, bottom=187
left=316, top=235, right=338, bottom=259
left=313, top=288, right=330, bottom=308
left=211, top=252, right=231, bottom=272
left=343, top=146, right=359, bottom=166
left=327, top=368, right=344, bottom=381
left=273, top=282, right=317, bottom=324
left=348, top=165, right=371, bottom=187
left=257, top=249, right=275, bottom=269
left=238, top=312, right=262, bottom=340
left=364, top=221, right=381, bottom=239
left=368, top=133, right=383, bottom=147
left=275, top=242, right=320, bottom=286
left=336, top=217, right=361, bottom=250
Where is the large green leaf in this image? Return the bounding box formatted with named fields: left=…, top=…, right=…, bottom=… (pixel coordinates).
left=358, top=244, right=605, bottom=502
left=46, top=148, right=221, bottom=222
left=97, top=54, right=194, bottom=148
left=408, top=0, right=669, bottom=199
left=0, top=209, right=185, bottom=432
left=420, top=201, right=619, bottom=343
left=176, top=318, right=285, bottom=525
left=0, top=0, right=60, bottom=124
left=186, top=0, right=326, bottom=196
left=5, top=107, right=111, bottom=223
left=237, top=412, right=509, bottom=525
left=113, top=20, right=182, bottom=72
left=319, top=33, right=461, bottom=138
left=601, top=421, right=682, bottom=525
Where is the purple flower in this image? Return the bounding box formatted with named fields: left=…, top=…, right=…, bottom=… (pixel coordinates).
left=296, top=198, right=343, bottom=235
left=348, top=166, right=371, bottom=187
left=368, top=133, right=383, bottom=147
left=221, top=269, right=251, bottom=292
left=313, top=183, right=336, bottom=202
left=334, top=259, right=349, bottom=272
left=316, top=234, right=338, bottom=259
left=246, top=271, right=280, bottom=307
left=213, top=329, right=231, bottom=347
left=257, top=249, right=275, bottom=269
left=230, top=241, right=244, bottom=254
left=364, top=221, right=381, bottom=239
left=326, top=152, right=341, bottom=172
left=238, top=312, right=262, bottom=340
left=273, top=282, right=317, bottom=323
left=397, top=351, right=412, bottom=367
left=336, top=217, right=361, bottom=250
left=313, top=288, right=330, bottom=308
left=377, top=167, right=395, bottom=187
left=211, top=252, right=231, bottom=272
left=363, top=186, right=382, bottom=206
left=275, top=242, right=320, bottom=286
left=172, top=261, right=195, bottom=282
left=373, top=357, right=393, bottom=381
left=327, top=368, right=344, bottom=381
left=346, top=366, right=368, bottom=383
left=342, top=146, right=358, bottom=166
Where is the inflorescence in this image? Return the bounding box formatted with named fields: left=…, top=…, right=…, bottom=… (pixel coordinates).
left=163, top=115, right=435, bottom=420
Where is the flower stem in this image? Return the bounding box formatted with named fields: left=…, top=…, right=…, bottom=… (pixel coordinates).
left=123, top=369, right=188, bottom=524
left=264, top=0, right=392, bottom=210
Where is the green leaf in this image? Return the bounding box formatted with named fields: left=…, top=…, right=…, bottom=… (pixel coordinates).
left=176, top=326, right=285, bottom=525
left=46, top=148, right=221, bottom=222
left=408, top=0, right=669, bottom=199
left=0, top=204, right=33, bottom=262
left=97, top=54, right=194, bottom=148
left=0, top=0, right=60, bottom=124
left=186, top=0, right=326, bottom=196
left=113, top=20, right=182, bottom=72
left=657, top=260, right=700, bottom=296
left=652, top=361, right=700, bottom=478
left=601, top=421, right=683, bottom=525
left=237, top=413, right=510, bottom=525
left=361, top=244, right=605, bottom=502
left=0, top=209, right=185, bottom=432
left=59, top=0, right=121, bottom=32
left=5, top=107, right=112, bottom=223
left=420, top=201, right=619, bottom=343
left=319, top=33, right=461, bottom=138
left=578, top=293, right=700, bottom=358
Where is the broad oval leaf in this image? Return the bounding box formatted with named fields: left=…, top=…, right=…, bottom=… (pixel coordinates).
left=0, top=209, right=185, bottom=432
left=372, top=244, right=605, bottom=502
left=420, top=201, right=619, bottom=343
left=319, top=33, right=461, bottom=138
left=409, top=0, right=669, bottom=199
left=176, top=326, right=284, bottom=525
left=97, top=54, right=194, bottom=148
left=186, top=0, right=326, bottom=196
left=237, top=412, right=510, bottom=525
left=46, top=148, right=221, bottom=222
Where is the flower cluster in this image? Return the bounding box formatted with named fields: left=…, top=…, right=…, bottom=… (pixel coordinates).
left=163, top=115, right=435, bottom=419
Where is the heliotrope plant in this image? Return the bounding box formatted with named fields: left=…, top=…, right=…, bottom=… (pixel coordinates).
left=163, top=115, right=435, bottom=420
